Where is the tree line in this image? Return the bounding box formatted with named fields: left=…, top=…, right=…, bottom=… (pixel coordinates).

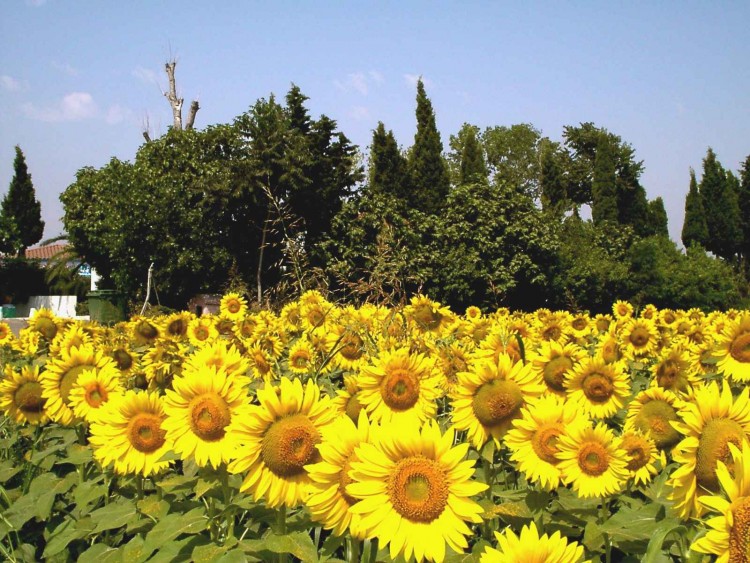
left=6, top=79, right=747, bottom=313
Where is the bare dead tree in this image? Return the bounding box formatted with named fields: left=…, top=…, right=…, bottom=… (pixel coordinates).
left=185, top=100, right=200, bottom=130
left=139, top=59, right=200, bottom=139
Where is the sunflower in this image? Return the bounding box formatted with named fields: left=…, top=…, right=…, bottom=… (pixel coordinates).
left=534, top=314, right=568, bottom=343
left=714, top=314, right=750, bottom=383
left=476, top=323, right=524, bottom=364
left=41, top=345, right=118, bottom=425
left=0, top=364, right=48, bottom=425
left=162, top=365, right=251, bottom=468
left=531, top=340, right=585, bottom=397
left=404, top=294, right=454, bottom=335
left=347, top=420, right=487, bottom=563
left=228, top=377, right=337, bottom=508
left=451, top=354, right=545, bottom=450
left=557, top=422, right=628, bottom=498
left=130, top=317, right=160, bottom=347
left=624, top=386, right=687, bottom=451
left=247, top=344, right=273, bottom=380
left=183, top=341, right=249, bottom=379
left=333, top=375, right=364, bottom=422
left=565, top=356, right=630, bottom=419
left=89, top=390, right=172, bottom=477
left=619, top=317, right=660, bottom=360
left=691, top=440, right=750, bottom=562
left=232, top=314, right=259, bottom=343
left=505, top=394, right=586, bottom=490
left=280, top=301, right=304, bottom=333
left=162, top=311, right=193, bottom=341
left=219, top=292, right=248, bottom=321
left=612, top=300, right=634, bottom=320
left=618, top=429, right=662, bottom=486
left=29, top=308, right=59, bottom=341
left=328, top=326, right=368, bottom=372
left=300, top=290, right=332, bottom=331
left=568, top=313, right=592, bottom=340
left=287, top=339, right=316, bottom=375
left=669, top=381, right=750, bottom=519
left=480, top=521, right=587, bottom=563
left=305, top=412, right=372, bottom=538
left=49, top=324, right=92, bottom=358
left=187, top=316, right=218, bottom=347
left=436, top=341, right=473, bottom=394
left=465, top=305, right=482, bottom=320
left=593, top=314, right=613, bottom=334
left=0, top=321, right=13, bottom=345
left=68, top=365, right=124, bottom=424
left=650, top=342, right=699, bottom=394
left=357, top=347, right=442, bottom=426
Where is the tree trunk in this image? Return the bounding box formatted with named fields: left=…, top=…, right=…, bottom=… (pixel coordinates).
left=185, top=100, right=200, bottom=130
left=164, top=61, right=184, bottom=130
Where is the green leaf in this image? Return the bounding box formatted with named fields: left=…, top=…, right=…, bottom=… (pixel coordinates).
left=62, top=443, right=93, bottom=465
left=73, top=478, right=107, bottom=510
left=121, top=535, right=147, bottom=562
left=137, top=496, right=170, bottom=521
left=156, top=474, right=198, bottom=494
left=583, top=520, right=605, bottom=553
left=140, top=507, right=207, bottom=559
left=89, top=498, right=139, bottom=533
left=0, top=461, right=21, bottom=483
left=215, top=550, right=251, bottom=563
left=240, top=531, right=318, bottom=562
left=33, top=471, right=77, bottom=521
left=192, top=542, right=229, bottom=562
left=77, top=543, right=122, bottom=563
left=642, top=521, right=687, bottom=563
left=42, top=517, right=91, bottom=558
left=194, top=477, right=218, bottom=499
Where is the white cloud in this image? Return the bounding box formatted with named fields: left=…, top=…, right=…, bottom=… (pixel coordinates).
left=132, top=66, right=159, bottom=85
left=0, top=75, right=26, bottom=92
left=348, top=106, right=371, bottom=121
left=334, top=70, right=384, bottom=96
left=404, top=74, right=433, bottom=88
left=105, top=104, right=132, bottom=125
left=22, top=92, right=98, bottom=122
left=52, top=61, right=79, bottom=76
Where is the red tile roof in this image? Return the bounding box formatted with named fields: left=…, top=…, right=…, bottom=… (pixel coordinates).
left=25, top=244, right=68, bottom=260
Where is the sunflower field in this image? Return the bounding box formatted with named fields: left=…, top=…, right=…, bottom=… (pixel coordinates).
left=0, top=292, right=748, bottom=562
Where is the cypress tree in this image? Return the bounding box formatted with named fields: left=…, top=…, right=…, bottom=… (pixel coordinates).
left=701, top=148, right=741, bottom=260
left=591, top=135, right=618, bottom=224
left=369, top=122, right=409, bottom=199
left=645, top=197, right=669, bottom=237
left=539, top=142, right=568, bottom=216
left=738, top=155, right=750, bottom=263
left=459, top=126, right=487, bottom=185
left=408, top=78, right=450, bottom=214
left=681, top=168, right=708, bottom=249
left=0, top=146, right=44, bottom=256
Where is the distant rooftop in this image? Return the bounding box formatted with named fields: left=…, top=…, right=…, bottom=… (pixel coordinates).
left=25, top=243, right=68, bottom=260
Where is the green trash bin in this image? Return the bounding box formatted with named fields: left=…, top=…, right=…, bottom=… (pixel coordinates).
left=88, top=290, right=126, bottom=324
left=1, top=304, right=16, bottom=319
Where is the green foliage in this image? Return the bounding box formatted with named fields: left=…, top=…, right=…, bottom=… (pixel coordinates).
left=0, top=258, right=48, bottom=304
left=644, top=197, right=669, bottom=238
left=539, top=140, right=569, bottom=216
left=458, top=127, right=488, bottom=186
left=591, top=135, right=619, bottom=224
left=700, top=148, right=741, bottom=260
left=408, top=79, right=450, bottom=214
left=681, top=168, right=708, bottom=249
left=368, top=122, right=410, bottom=200
left=738, top=155, right=750, bottom=262
left=482, top=123, right=542, bottom=197
left=0, top=146, right=44, bottom=256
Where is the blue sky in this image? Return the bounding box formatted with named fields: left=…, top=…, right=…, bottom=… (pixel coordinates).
left=1, top=1, right=749, bottom=245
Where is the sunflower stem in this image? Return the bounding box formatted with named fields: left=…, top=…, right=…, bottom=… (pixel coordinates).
left=220, top=465, right=234, bottom=541
left=135, top=475, right=144, bottom=501
left=599, top=498, right=612, bottom=563
left=275, top=505, right=287, bottom=563
left=346, top=536, right=360, bottom=563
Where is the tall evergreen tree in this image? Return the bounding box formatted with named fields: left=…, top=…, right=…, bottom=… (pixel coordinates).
left=700, top=148, right=741, bottom=260
left=539, top=141, right=568, bottom=216
left=0, top=146, right=44, bottom=256
left=369, top=122, right=409, bottom=199
left=459, top=126, right=487, bottom=185
left=408, top=78, right=450, bottom=214
left=591, top=135, right=618, bottom=224
left=681, top=168, right=708, bottom=249
left=645, top=197, right=669, bottom=237
left=738, top=155, right=750, bottom=263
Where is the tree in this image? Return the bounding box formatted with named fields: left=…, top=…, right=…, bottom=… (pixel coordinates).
left=482, top=123, right=542, bottom=197
left=739, top=155, right=750, bottom=264
left=700, top=148, right=741, bottom=260
left=645, top=197, right=669, bottom=238
left=369, top=122, right=410, bottom=199
left=0, top=146, right=44, bottom=256
left=681, top=168, right=708, bottom=249
left=408, top=79, right=450, bottom=214
left=539, top=141, right=569, bottom=216
left=459, top=126, right=487, bottom=185
left=591, top=135, right=618, bottom=224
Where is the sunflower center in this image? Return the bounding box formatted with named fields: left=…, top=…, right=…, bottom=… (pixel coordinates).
left=168, top=319, right=186, bottom=337
left=472, top=379, right=523, bottom=427
left=542, top=356, right=573, bottom=392
left=14, top=381, right=45, bottom=414
left=577, top=442, right=610, bottom=476
left=621, top=434, right=651, bottom=471
left=728, top=496, right=750, bottom=563
left=136, top=321, right=158, bottom=340
left=84, top=383, right=108, bottom=408
left=629, top=327, right=650, bottom=348
left=542, top=325, right=562, bottom=341
left=572, top=318, right=587, bottom=331
left=188, top=393, right=231, bottom=442
left=340, top=334, right=364, bottom=361
left=596, top=318, right=611, bottom=332
left=113, top=349, right=133, bottom=370
left=635, top=399, right=682, bottom=449
left=60, top=364, right=96, bottom=404
left=582, top=372, right=614, bottom=403
left=226, top=299, right=242, bottom=314
left=35, top=317, right=58, bottom=340
left=344, top=393, right=363, bottom=422
left=291, top=351, right=310, bottom=369
left=380, top=368, right=420, bottom=411
left=601, top=341, right=620, bottom=364
left=388, top=456, right=448, bottom=523
left=195, top=326, right=210, bottom=341
left=730, top=332, right=750, bottom=364
left=696, top=418, right=745, bottom=491
left=261, top=414, right=321, bottom=477
left=413, top=305, right=442, bottom=331
left=656, top=360, right=680, bottom=388
left=127, top=412, right=167, bottom=453
left=531, top=423, right=564, bottom=464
